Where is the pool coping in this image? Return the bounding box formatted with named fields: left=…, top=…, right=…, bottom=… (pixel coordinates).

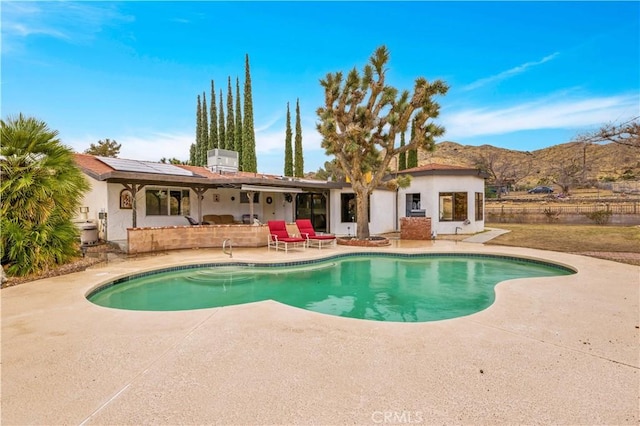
left=2, top=240, right=639, bottom=425
left=85, top=252, right=577, bottom=315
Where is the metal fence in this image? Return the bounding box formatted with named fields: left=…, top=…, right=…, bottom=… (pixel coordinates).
left=485, top=202, right=640, bottom=225
left=607, top=181, right=640, bottom=195
left=486, top=203, right=639, bottom=216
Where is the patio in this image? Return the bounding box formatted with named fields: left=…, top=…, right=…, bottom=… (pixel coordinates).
left=1, top=240, right=638, bottom=425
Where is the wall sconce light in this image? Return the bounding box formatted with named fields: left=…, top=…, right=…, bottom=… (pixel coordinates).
left=80, top=206, right=89, bottom=221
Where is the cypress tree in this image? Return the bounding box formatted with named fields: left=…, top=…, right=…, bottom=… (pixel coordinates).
left=234, top=77, right=243, bottom=168
left=284, top=102, right=293, bottom=176
left=201, top=92, right=209, bottom=164
left=189, top=143, right=196, bottom=165
left=195, top=95, right=202, bottom=166
left=226, top=77, right=235, bottom=153
left=294, top=98, right=304, bottom=177
left=242, top=53, right=257, bottom=172
left=218, top=89, right=226, bottom=150
left=399, top=130, right=407, bottom=170
left=209, top=80, right=218, bottom=150
left=407, top=118, right=418, bottom=168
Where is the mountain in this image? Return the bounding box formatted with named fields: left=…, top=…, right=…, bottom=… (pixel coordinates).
left=414, top=141, right=640, bottom=187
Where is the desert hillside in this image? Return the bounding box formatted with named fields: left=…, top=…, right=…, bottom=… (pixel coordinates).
left=414, top=141, right=640, bottom=187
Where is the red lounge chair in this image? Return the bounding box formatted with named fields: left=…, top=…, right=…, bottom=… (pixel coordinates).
left=295, top=219, right=336, bottom=249
left=267, top=220, right=306, bottom=252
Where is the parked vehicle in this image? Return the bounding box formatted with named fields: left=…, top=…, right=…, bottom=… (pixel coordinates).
left=528, top=186, right=554, bottom=194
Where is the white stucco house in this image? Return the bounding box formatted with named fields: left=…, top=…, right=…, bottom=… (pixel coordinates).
left=329, top=164, right=487, bottom=237
left=75, top=153, right=486, bottom=245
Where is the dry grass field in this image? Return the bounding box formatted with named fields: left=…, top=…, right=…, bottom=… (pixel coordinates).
left=487, top=187, right=639, bottom=207
left=485, top=224, right=640, bottom=266
left=483, top=188, right=640, bottom=265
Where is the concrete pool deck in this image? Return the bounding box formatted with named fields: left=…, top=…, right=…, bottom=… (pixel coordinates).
left=1, top=239, right=638, bottom=425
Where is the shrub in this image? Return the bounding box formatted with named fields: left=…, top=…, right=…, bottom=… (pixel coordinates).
left=543, top=208, right=560, bottom=223
left=584, top=210, right=613, bottom=225
left=1, top=114, right=89, bottom=276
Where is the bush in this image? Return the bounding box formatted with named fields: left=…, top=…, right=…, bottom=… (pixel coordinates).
left=584, top=210, right=613, bottom=225
left=1, top=114, right=89, bottom=276
left=543, top=208, right=560, bottom=223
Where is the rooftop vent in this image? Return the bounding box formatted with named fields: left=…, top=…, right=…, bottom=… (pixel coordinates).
left=207, top=149, right=238, bottom=173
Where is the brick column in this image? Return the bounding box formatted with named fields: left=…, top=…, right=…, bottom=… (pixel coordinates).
left=400, top=217, right=432, bottom=240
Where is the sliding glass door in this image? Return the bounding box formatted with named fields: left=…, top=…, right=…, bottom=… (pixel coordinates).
left=295, top=193, right=328, bottom=232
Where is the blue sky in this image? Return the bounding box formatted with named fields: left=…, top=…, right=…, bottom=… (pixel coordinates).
left=2, top=1, right=639, bottom=175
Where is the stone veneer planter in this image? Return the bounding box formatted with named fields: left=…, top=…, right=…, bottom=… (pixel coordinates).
left=400, top=217, right=432, bottom=240
left=127, top=224, right=270, bottom=255
left=336, top=236, right=391, bottom=247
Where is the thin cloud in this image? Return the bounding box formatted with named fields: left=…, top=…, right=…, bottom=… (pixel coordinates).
left=254, top=114, right=283, bottom=133
left=1, top=2, right=133, bottom=52
left=442, top=92, right=639, bottom=140
left=67, top=131, right=194, bottom=163
left=65, top=116, right=325, bottom=165
left=255, top=117, right=322, bottom=154
left=462, top=52, right=560, bottom=91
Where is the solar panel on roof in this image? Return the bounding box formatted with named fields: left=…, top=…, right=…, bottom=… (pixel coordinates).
left=97, top=157, right=194, bottom=177
left=146, top=162, right=194, bottom=176
left=97, top=157, right=152, bottom=173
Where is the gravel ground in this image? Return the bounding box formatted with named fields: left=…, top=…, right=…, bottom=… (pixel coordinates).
left=573, top=251, right=640, bottom=266
left=1, top=242, right=125, bottom=289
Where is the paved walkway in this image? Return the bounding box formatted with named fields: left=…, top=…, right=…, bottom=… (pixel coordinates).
left=2, top=240, right=638, bottom=425
left=463, top=227, right=511, bottom=243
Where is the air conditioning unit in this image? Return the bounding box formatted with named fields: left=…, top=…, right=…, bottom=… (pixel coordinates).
left=207, top=149, right=238, bottom=173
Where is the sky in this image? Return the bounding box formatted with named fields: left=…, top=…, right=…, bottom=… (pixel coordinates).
left=2, top=1, right=639, bottom=176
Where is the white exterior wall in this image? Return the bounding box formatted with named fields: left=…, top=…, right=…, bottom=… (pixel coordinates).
left=83, top=183, right=296, bottom=241
left=398, top=174, right=485, bottom=235
left=329, top=188, right=396, bottom=236
left=77, top=175, right=108, bottom=222
left=77, top=175, right=109, bottom=238
left=79, top=172, right=483, bottom=241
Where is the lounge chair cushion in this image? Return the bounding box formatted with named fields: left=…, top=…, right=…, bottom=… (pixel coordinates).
left=267, top=221, right=305, bottom=242
left=295, top=219, right=335, bottom=240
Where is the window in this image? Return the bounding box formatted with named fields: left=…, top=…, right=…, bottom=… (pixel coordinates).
left=240, top=191, right=259, bottom=203
left=146, top=188, right=190, bottom=216
left=475, top=192, right=484, bottom=221
left=439, top=192, right=468, bottom=221
left=406, top=193, right=421, bottom=216
left=341, top=193, right=370, bottom=222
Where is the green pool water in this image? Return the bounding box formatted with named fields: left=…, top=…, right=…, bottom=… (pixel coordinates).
left=88, top=254, right=574, bottom=322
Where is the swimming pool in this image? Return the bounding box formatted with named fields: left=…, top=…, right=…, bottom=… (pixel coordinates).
left=87, top=253, right=574, bottom=322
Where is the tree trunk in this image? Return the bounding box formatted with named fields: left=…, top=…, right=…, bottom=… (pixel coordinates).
left=355, top=188, right=370, bottom=239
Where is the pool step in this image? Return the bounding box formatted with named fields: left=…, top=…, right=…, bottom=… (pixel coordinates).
left=185, top=267, right=255, bottom=284
left=185, top=262, right=338, bottom=284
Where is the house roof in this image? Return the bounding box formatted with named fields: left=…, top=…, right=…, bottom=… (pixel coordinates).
left=74, top=153, right=342, bottom=191
left=396, top=163, right=489, bottom=178
left=74, top=153, right=487, bottom=192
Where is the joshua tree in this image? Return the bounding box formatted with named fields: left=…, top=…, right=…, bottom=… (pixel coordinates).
left=316, top=46, right=448, bottom=239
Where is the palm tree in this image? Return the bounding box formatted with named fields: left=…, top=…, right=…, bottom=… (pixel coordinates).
left=1, top=114, right=89, bottom=276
